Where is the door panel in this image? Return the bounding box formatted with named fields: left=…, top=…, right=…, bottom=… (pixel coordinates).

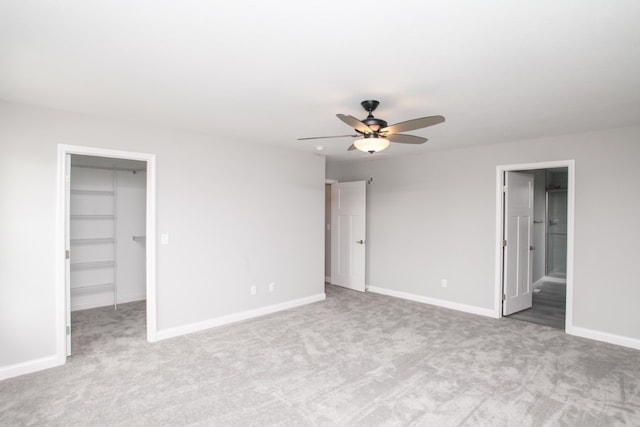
left=516, top=216, right=531, bottom=295
left=330, top=181, right=366, bottom=292
left=503, top=171, right=534, bottom=316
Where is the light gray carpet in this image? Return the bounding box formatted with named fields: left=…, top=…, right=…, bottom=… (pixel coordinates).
left=1, top=285, right=639, bottom=426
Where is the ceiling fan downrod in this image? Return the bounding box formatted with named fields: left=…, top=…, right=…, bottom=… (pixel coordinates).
left=360, top=100, right=387, bottom=132
left=361, top=100, right=380, bottom=114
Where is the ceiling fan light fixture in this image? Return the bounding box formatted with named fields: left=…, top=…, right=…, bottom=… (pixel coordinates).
left=297, top=100, right=444, bottom=154
left=354, top=134, right=390, bottom=154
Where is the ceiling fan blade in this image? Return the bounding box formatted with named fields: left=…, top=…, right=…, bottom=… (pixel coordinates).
left=347, top=144, right=357, bottom=151
left=298, top=134, right=359, bottom=141
left=380, top=115, right=445, bottom=134
left=337, top=114, right=372, bottom=134
left=387, top=134, right=428, bottom=144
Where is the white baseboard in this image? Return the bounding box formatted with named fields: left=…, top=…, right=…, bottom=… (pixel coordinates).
left=532, top=276, right=566, bottom=289
left=532, top=277, right=546, bottom=288
left=117, top=293, right=146, bottom=305
left=156, top=293, right=326, bottom=341
left=0, top=354, right=63, bottom=382
left=544, top=275, right=566, bottom=285
left=367, top=286, right=496, bottom=318
left=567, top=326, right=640, bottom=350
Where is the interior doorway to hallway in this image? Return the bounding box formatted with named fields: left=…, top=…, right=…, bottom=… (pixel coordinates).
left=324, top=179, right=367, bottom=293
left=495, top=160, right=575, bottom=331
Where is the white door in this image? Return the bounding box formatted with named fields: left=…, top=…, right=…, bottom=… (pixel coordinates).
left=65, top=154, right=72, bottom=356
left=503, top=171, right=534, bottom=316
left=330, top=181, right=366, bottom=292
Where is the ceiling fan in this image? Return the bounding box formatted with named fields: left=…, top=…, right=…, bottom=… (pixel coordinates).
left=298, top=100, right=445, bottom=153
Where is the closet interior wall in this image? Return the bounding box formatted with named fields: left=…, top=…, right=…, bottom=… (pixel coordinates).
left=546, top=169, right=568, bottom=279
left=70, top=156, right=147, bottom=311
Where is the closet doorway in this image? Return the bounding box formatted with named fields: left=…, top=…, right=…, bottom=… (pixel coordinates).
left=69, top=155, right=146, bottom=311
left=56, top=145, right=157, bottom=363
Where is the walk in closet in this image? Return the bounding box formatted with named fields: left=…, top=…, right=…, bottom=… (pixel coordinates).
left=70, top=155, right=147, bottom=311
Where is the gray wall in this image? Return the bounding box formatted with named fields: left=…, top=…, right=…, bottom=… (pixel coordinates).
left=327, top=127, right=640, bottom=342
left=0, top=100, right=325, bottom=371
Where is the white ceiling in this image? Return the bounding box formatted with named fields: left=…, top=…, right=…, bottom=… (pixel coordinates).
left=2, top=1, right=639, bottom=160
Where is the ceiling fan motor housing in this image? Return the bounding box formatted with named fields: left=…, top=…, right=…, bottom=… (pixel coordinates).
left=362, top=117, right=387, bottom=132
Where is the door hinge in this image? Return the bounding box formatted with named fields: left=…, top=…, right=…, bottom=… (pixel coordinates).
left=502, top=293, right=506, bottom=301
left=65, top=250, right=70, bottom=259
left=66, top=326, right=70, bottom=335
left=503, top=185, right=508, bottom=192
left=502, top=240, right=507, bottom=247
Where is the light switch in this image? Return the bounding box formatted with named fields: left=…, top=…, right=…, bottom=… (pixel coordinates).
left=161, top=233, right=169, bottom=245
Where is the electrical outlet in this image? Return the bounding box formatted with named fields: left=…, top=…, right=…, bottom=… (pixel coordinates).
left=269, top=282, right=275, bottom=292
left=250, top=286, right=257, bottom=296
left=441, top=279, right=448, bottom=288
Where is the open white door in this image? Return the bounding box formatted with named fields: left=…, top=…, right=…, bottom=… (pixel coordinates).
left=64, top=154, right=72, bottom=356
left=503, top=171, right=534, bottom=316
left=330, top=181, right=366, bottom=292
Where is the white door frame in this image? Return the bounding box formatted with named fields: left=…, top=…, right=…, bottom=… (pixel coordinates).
left=494, top=160, right=575, bottom=332
left=55, top=144, right=158, bottom=365
left=330, top=180, right=367, bottom=292
left=324, top=179, right=338, bottom=283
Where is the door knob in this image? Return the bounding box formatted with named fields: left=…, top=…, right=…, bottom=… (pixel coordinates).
left=356, top=240, right=364, bottom=244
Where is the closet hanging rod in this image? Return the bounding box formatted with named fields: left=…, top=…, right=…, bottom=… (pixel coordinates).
left=72, top=164, right=146, bottom=173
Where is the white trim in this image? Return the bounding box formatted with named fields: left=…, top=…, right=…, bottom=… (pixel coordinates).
left=532, top=275, right=567, bottom=289
left=0, top=355, right=60, bottom=381
left=56, top=144, right=158, bottom=369
left=494, top=166, right=504, bottom=319
left=367, top=286, right=496, bottom=318
left=494, top=160, right=575, bottom=331
left=568, top=326, right=640, bottom=351
left=155, top=293, right=326, bottom=341
left=55, top=148, right=69, bottom=367
left=543, top=275, right=566, bottom=285
left=532, top=277, right=546, bottom=289
left=145, top=154, right=158, bottom=342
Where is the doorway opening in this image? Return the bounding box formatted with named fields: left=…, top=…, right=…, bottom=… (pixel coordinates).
left=495, top=161, right=575, bottom=332
left=56, top=145, right=157, bottom=365
left=69, top=155, right=147, bottom=354
left=324, top=180, right=367, bottom=293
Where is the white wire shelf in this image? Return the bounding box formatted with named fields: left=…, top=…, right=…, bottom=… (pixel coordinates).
left=71, top=237, right=115, bottom=245
left=71, top=282, right=115, bottom=293
left=70, top=260, right=115, bottom=271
